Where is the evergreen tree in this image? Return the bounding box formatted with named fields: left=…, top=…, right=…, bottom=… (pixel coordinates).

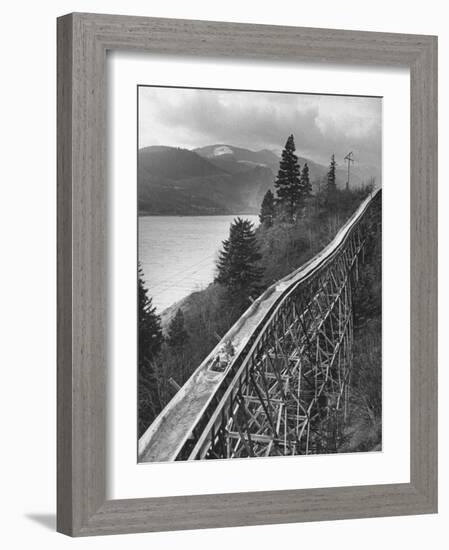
left=259, top=189, right=275, bottom=227
left=138, top=264, right=163, bottom=361
left=300, top=162, right=312, bottom=197
left=215, top=217, right=263, bottom=299
left=327, top=154, right=337, bottom=195
left=274, top=134, right=301, bottom=220
left=138, top=263, right=163, bottom=436
left=138, top=356, right=162, bottom=436
left=167, top=308, right=189, bottom=349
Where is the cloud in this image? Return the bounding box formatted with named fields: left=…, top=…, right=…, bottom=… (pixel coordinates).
left=138, top=86, right=381, bottom=168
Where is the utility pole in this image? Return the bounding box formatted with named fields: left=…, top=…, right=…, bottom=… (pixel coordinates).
left=344, top=152, right=354, bottom=191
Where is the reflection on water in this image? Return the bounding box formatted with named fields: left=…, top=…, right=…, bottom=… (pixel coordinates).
left=138, top=215, right=259, bottom=313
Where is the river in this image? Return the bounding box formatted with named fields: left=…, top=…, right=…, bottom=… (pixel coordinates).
left=138, top=215, right=259, bottom=313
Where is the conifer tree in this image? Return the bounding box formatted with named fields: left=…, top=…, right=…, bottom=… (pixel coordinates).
left=259, top=189, right=275, bottom=227
left=215, top=217, right=263, bottom=299
left=167, top=308, right=189, bottom=349
left=274, top=134, right=301, bottom=220
left=300, top=162, right=312, bottom=197
left=138, top=357, right=162, bottom=436
left=138, top=263, right=163, bottom=435
left=138, top=264, right=163, bottom=361
left=327, top=154, right=337, bottom=195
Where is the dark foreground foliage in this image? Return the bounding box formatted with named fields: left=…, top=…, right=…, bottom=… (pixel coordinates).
left=138, top=264, right=163, bottom=437
left=341, top=214, right=382, bottom=452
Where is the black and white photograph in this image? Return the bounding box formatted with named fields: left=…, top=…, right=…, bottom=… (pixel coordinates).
left=137, top=85, right=382, bottom=462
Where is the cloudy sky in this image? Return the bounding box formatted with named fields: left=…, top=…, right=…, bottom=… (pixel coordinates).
left=138, top=86, right=382, bottom=168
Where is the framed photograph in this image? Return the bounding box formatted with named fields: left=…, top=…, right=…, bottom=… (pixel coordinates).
left=57, top=13, right=437, bottom=536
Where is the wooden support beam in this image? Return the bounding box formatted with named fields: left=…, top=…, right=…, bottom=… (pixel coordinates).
left=227, top=432, right=279, bottom=444
left=168, top=377, right=181, bottom=392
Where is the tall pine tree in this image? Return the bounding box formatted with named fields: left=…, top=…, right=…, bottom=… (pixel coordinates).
left=139, top=264, right=163, bottom=361
left=300, top=162, right=312, bottom=197
left=167, top=308, right=189, bottom=349
left=274, top=134, right=301, bottom=220
left=138, top=263, right=164, bottom=436
left=327, top=154, right=337, bottom=195
left=259, top=189, right=275, bottom=227
left=215, top=218, right=263, bottom=300
left=138, top=265, right=163, bottom=361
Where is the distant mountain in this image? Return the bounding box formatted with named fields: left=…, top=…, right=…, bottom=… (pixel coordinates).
left=194, top=144, right=280, bottom=173
left=139, top=146, right=226, bottom=181
left=138, top=145, right=274, bottom=215
left=138, top=144, right=379, bottom=215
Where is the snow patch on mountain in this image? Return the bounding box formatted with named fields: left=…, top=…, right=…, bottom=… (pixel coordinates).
left=213, top=145, right=233, bottom=156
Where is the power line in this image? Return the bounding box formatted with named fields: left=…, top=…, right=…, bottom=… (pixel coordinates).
left=344, top=152, right=354, bottom=191
left=141, top=251, right=218, bottom=294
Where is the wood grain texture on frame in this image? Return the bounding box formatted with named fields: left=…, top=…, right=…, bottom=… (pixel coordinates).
left=57, top=12, right=437, bottom=536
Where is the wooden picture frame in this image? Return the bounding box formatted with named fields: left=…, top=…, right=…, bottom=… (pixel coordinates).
left=57, top=12, right=438, bottom=536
